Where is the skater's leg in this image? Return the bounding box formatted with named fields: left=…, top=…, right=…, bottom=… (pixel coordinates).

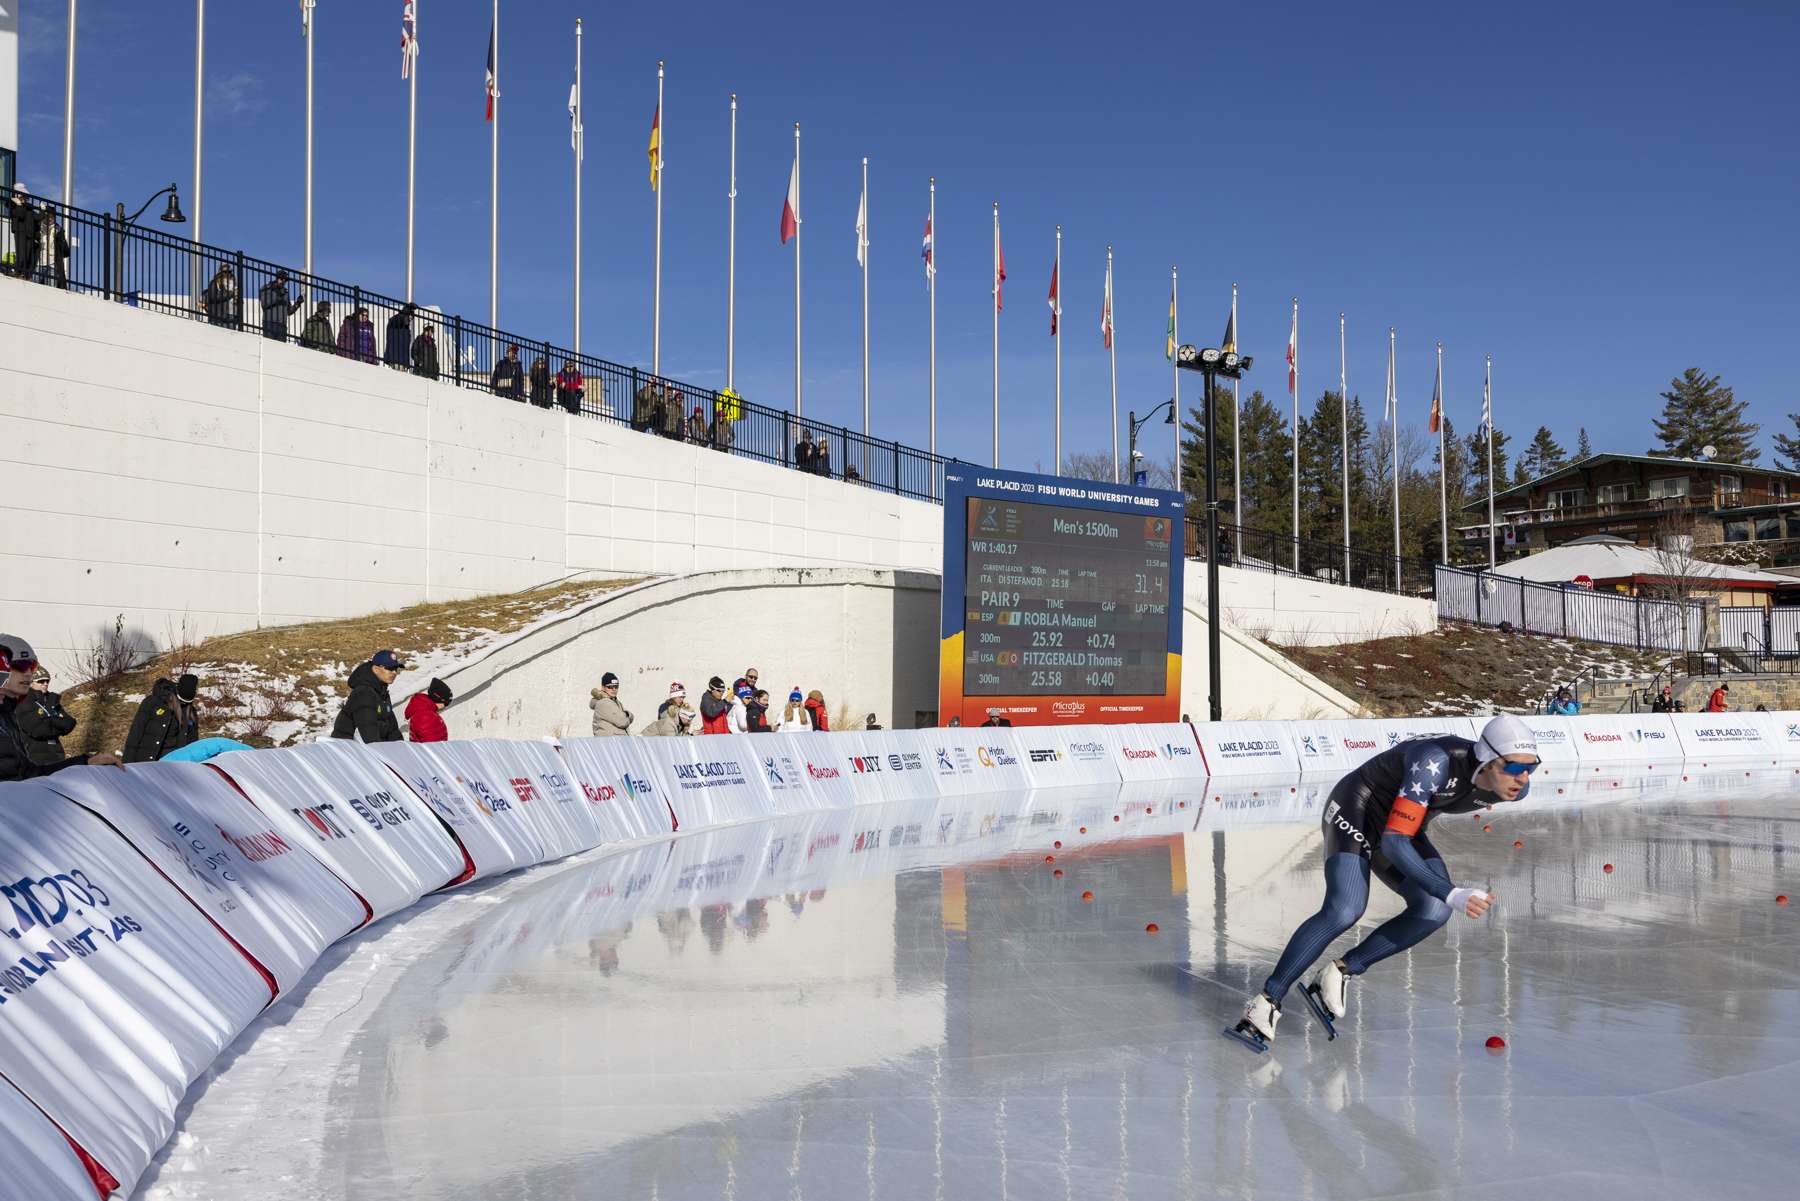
left=1261, top=853, right=1370, bottom=1003
left=1340, top=858, right=1453, bottom=975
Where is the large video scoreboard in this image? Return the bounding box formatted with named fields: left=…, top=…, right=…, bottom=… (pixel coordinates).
left=939, top=465, right=1185, bottom=726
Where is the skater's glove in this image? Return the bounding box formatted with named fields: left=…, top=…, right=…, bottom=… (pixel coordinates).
left=1446, top=887, right=1492, bottom=918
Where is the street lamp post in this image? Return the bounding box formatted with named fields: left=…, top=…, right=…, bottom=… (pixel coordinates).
left=1127, top=399, right=1177, bottom=486
left=110, top=183, right=187, bottom=299
left=1176, top=342, right=1252, bottom=723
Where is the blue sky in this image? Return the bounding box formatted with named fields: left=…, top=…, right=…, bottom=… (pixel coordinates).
left=17, top=0, right=1799, bottom=472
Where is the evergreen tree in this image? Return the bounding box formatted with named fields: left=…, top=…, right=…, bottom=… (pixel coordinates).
left=1179, top=382, right=1238, bottom=518
left=1649, top=368, right=1759, bottom=463
left=1432, top=416, right=1469, bottom=561
left=1234, top=390, right=1294, bottom=535
left=1773, top=413, right=1800, bottom=474
left=1516, top=425, right=1568, bottom=481
left=1298, top=391, right=1352, bottom=545
left=1576, top=427, right=1592, bottom=459
left=1466, top=425, right=1511, bottom=498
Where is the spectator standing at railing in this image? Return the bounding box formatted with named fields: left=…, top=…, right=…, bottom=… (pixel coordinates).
left=529, top=356, right=554, bottom=408
left=1547, top=688, right=1580, bottom=716
left=411, top=325, right=440, bottom=379
left=685, top=404, right=711, bottom=445
left=123, top=673, right=202, bottom=763
left=15, top=669, right=77, bottom=766
left=5, top=186, right=40, bottom=280
left=814, top=437, right=833, bottom=479
left=714, top=389, right=741, bottom=453
left=699, top=677, right=733, bottom=734
left=641, top=682, right=697, bottom=735
left=844, top=464, right=862, bottom=484
left=632, top=382, right=660, bottom=432
left=384, top=303, right=417, bottom=371
left=202, top=264, right=241, bottom=327
left=659, top=386, right=687, bottom=440
left=804, top=689, right=831, bottom=732
left=330, top=650, right=408, bottom=743
left=337, top=306, right=378, bottom=363
left=36, top=209, right=70, bottom=290
left=555, top=361, right=585, bottom=414
left=795, top=429, right=818, bottom=473
left=491, top=344, right=525, bottom=399
left=301, top=301, right=336, bottom=351
left=2, top=634, right=122, bottom=779
left=1706, top=683, right=1730, bottom=713
left=746, top=689, right=772, bottom=732
left=258, top=270, right=301, bottom=342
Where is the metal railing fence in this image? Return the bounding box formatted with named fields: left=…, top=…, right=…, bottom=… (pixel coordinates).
left=1436, top=565, right=1705, bottom=652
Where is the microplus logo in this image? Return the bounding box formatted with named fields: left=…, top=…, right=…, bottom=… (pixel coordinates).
left=1067, top=740, right=1106, bottom=761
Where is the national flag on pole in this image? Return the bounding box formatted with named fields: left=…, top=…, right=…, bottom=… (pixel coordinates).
left=993, top=224, right=1006, bottom=311
left=1478, top=361, right=1492, bottom=440
left=1384, top=341, right=1397, bottom=423
left=780, top=152, right=799, bottom=244
left=1101, top=260, right=1114, bottom=349
left=1166, top=284, right=1177, bottom=360
left=1221, top=306, right=1236, bottom=354
left=568, top=82, right=583, bottom=159
left=921, top=214, right=934, bottom=282
left=1428, top=365, right=1442, bottom=433
left=1048, top=261, right=1060, bottom=336
left=485, top=24, right=497, bottom=120
left=401, top=2, right=418, bottom=78
left=647, top=105, right=662, bottom=190
left=855, top=184, right=868, bottom=267
left=1286, top=308, right=1298, bottom=395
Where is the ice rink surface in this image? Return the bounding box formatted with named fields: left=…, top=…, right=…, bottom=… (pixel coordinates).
left=135, top=775, right=1800, bottom=1200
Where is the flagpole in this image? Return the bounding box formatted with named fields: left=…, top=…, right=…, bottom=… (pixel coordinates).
left=1437, top=341, right=1448, bottom=562
left=303, top=0, right=314, bottom=297
left=572, top=18, right=582, bottom=352
left=1290, top=296, right=1300, bottom=571
left=1232, top=283, right=1241, bottom=531
left=488, top=0, right=498, bottom=329
left=928, top=178, right=937, bottom=458
left=652, top=59, right=664, bottom=376
left=1171, top=265, right=1180, bottom=485
left=1340, top=311, right=1350, bottom=584
left=1054, top=225, right=1063, bottom=474
left=62, top=0, right=76, bottom=207
left=1107, top=244, right=1118, bottom=483
left=793, top=122, right=802, bottom=419
left=191, top=0, right=204, bottom=312
left=1390, top=326, right=1401, bottom=591
left=1486, top=354, right=1497, bottom=569
left=726, top=94, right=736, bottom=389
left=861, top=156, right=870, bottom=439
left=992, top=201, right=1001, bottom=469
left=405, top=1, right=418, bottom=303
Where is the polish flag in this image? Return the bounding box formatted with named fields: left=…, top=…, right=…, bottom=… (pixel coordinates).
left=780, top=153, right=799, bottom=244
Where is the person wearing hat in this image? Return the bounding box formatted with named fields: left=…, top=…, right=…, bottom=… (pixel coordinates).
left=1232, top=714, right=1541, bottom=1052
left=641, top=682, right=696, bottom=736
left=804, top=689, right=831, bottom=733
left=405, top=678, right=455, bottom=743
left=123, top=671, right=203, bottom=763
left=775, top=688, right=812, bottom=732
left=15, top=667, right=78, bottom=767
left=330, top=650, right=408, bottom=743
left=1, top=635, right=120, bottom=779
left=699, top=676, right=734, bottom=735
left=727, top=681, right=754, bottom=734
left=1705, top=682, right=1730, bottom=713
left=1650, top=684, right=1681, bottom=713
left=732, top=667, right=761, bottom=697
left=258, top=269, right=302, bottom=342
left=980, top=707, right=1012, bottom=728
left=300, top=300, right=337, bottom=351
left=589, top=672, right=633, bottom=737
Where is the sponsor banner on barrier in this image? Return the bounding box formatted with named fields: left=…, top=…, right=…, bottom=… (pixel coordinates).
left=1507, top=716, right=1581, bottom=781
left=1374, top=717, right=1482, bottom=749
left=777, top=733, right=859, bottom=807
left=638, top=736, right=778, bottom=827
left=1564, top=714, right=1683, bottom=770
left=1014, top=726, right=1122, bottom=788
left=406, top=740, right=556, bottom=864
left=1139, top=722, right=1208, bottom=779
left=213, top=742, right=465, bottom=919
left=0, top=784, right=273, bottom=1197
left=1192, top=720, right=1303, bottom=777
left=738, top=735, right=820, bottom=814
left=0, top=1074, right=101, bottom=1201
left=938, top=727, right=1031, bottom=793
left=1668, top=712, right=1786, bottom=765
left=469, top=740, right=607, bottom=859
left=367, top=741, right=543, bottom=880
left=920, top=730, right=987, bottom=796
left=557, top=737, right=677, bottom=837
left=832, top=731, right=940, bottom=803
left=1290, top=720, right=1385, bottom=777
left=1101, top=723, right=1178, bottom=782
left=42, top=762, right=368, bottom=996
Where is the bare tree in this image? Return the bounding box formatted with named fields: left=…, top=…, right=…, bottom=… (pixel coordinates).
left=1056, top=449, right=1178, bottom=490
left=1646, top=512, right=1708, bottom=603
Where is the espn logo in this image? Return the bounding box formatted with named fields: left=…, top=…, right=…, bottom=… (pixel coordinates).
left=1028, top=748, right=1061, bottom=763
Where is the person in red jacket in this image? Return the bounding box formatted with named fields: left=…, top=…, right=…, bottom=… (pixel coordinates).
left=804, top=689, right=830, bottom=732
left=405, top=678, right=454, bottom=742
left=1705, top=683, right=1730, bottom=713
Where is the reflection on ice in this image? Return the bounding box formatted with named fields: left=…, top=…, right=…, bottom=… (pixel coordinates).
left=136, top=779, right=1800, bottom=1201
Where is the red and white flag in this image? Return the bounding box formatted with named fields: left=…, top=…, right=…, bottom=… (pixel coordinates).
left=921, top=214, right=934, bottom=282
left=401, top=2, right=418, bottom=79
left=1101, top=259, right=1114, bottom=349
left=1286, top=305, right=1298, bottom=395
left=1428, top=357, right=1443, bottom=433
left=993, top=221, right=1006, bottom=311
left=484, top=23, right=497, bottom=120
left=780, top=152, right=799, bottom=244
left=1047, top=261, right=1060, bottom=336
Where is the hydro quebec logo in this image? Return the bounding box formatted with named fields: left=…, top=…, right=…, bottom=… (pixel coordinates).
left=976, top=744, right=1020, bottom=768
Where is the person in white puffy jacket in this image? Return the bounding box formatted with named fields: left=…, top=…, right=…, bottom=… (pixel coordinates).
left=773, top=688, right=812, bottom=732
left=727, top=682, right=752, bottom=733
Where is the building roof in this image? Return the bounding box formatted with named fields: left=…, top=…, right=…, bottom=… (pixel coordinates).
left=1490, top=539, right=1798, bottom=588
left=1463, top=453, right=1800, bottom=513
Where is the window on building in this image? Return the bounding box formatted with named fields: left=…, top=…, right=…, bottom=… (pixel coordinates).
left=1772, top=479, right=1790, bottom=499
left=1597, top=483, right=1634, bottom=504
left=1548, top=488, right=1585, bottom=510
left=1718, top=474, right=1744, bottom=497
left=1724, top=519, right=1752, bottom=543
left=1646, top=476, right=1691, bottom=499
left=1755, top=516, right=1782, bottom=541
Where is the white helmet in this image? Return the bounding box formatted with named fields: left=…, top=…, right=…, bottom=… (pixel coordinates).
left=1475, top=714, right=1537, bottom=767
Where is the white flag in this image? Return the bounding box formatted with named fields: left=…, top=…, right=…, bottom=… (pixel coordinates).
left=1479, top=359, right=1492, bottom=440
left=568, top=83, right=583, bottom=160
left=855, top=185, right=868, bottom=268
left=1384, top=339, right=1397, bottom=423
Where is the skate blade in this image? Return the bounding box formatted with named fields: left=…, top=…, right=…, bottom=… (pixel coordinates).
left=1222, top=1023, right=1270, bottom=1055
left=1299, top=985, right=1339, bottom=1040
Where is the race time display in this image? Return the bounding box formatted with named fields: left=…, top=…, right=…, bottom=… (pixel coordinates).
left=939, top=465, right=1185, bottom=726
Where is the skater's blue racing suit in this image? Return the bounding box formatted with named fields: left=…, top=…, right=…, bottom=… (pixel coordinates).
left=1262, top=735, right=1526, bottom=1004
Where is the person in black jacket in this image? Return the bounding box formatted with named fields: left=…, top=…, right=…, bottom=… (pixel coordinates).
left=123, top=673, right=202, bottom=763
left=491, top=344, right=525, bottom=399
left=1, top=633, right=119, bottom=780
left=330, top=650, right=408, bottom=743
left=384, top=303, right=417, bottom=370
left=16, top=670, right=78, bottom=766
left=258, top=270, right=301, bottom=341
left=411, top=325, right=441, bottom=379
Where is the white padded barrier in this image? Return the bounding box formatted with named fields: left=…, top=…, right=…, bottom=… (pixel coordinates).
left=42, top=762, right=368, bottom=996
left=777, top=732, right=860, bottom=806
left=0, top=784, right=273, bottom=1199
left=638, top=735, right=780, bottom=827
left=830, top=731, right=941, bottom=803
left=933, top=727, right=1031, bottom=794
left=0, top=1074, right=104, bottom=1201
left=466, top=740, right=607, bottom=859
left=1013, top=726, right=1122, bottom=788
left=211, top=742, right=465, bottom=919
left=1505, top=716, right=1582, bottom=787
left=1564, top=715, right=1684, bottom=776
left=1139, top=722, right=1209, bottom=778
left=1289, top=719, right=1388, bottom=777
left=553, top=737, right=677, bottom=838
left=369, top=741, right=545, bottom=881
left=741, top=734, right=824, bottom=812
left=1669, top=713, right=1789, bottom=769
left=1192, top=720, right=1303, bottom=777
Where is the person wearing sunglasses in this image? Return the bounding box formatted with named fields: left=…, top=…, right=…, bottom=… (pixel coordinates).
left=1, top=634, right=123, bottom=781
left=1232, top=714, right=1539, bottom=1052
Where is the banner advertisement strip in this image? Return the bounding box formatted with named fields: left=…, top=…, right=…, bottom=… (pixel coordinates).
left=1191, top=720, right=1302, bottom=778
left=557, top=737, right=679, bottom=836
left=770, top=733, right=859, bottom=808
left=1011, top=725, right=1121, bottom=788
left=637, top=735, right=778, bottom=828
left=0, top=1073, right=103, bottom=1201
left=42, top=762, right=366, bottom=997
left=0, top=785, right=272, bottom=1198
left=470, top=740, right=608, bottom=859
left=1562, top=714, right=1683, bottom=770
left=1138, top=722, right=1208, bottom=779
left=1668, top=712, right=1789, bottom=766
left=369, top=742, right=543, bottom=882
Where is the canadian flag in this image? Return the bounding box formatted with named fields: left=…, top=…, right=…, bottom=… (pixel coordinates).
left=1047, top=261, right=1060, bottom=336
left=780, top=153, right=800, bottom=244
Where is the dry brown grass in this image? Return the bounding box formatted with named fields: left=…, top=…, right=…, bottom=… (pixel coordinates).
left=60, top=578, right=641, bottom=754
